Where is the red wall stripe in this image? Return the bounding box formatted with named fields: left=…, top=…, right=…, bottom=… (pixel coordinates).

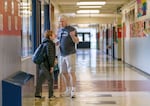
left=0, top=0, right=21, bottom=36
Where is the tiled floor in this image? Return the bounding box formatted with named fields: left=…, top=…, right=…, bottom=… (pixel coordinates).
left=33, top=49, right=150, bottom=106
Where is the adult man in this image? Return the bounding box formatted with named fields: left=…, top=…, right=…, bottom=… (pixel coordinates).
left=57, top=15, right=79, bottom=98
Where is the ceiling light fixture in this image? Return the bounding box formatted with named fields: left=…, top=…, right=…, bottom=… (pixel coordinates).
left=77, top=10, right=100, bottom=14
left=77, top=2, right=106, bottom=5
left=79, top=6, right=102, bottom=8
left=78, top=24, right=89, bottom=28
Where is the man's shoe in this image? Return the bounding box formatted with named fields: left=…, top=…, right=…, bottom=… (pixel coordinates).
left=60, top=90, right=71, bottom=97
left=71, top=91, right=76, bottom=98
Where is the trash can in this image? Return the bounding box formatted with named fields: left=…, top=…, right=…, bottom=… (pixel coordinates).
left=2, top=71, right=34, bottom=106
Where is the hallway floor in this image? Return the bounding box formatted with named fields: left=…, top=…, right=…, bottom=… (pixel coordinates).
left=34, top=49, right=150, bottom=106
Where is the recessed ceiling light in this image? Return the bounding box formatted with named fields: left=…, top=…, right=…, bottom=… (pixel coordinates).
left=79, top=6, right=102, bottom=8
left=78, top=24, right=89, bottom=27
left=77, top=2, right=106, bottom=5
left=77, top=10, right=100, bottom=14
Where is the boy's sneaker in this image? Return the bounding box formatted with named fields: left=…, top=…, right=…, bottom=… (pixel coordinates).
left=71, top=91, right=76, bottom=98
left=35, top=96, right=45, bottom=100
left=49, top=95, right=56, bottom=101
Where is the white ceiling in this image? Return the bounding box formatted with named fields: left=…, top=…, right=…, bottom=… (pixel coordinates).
left=55, top=0, right=131, bottom=17
left=52, top=0, right=133, bottom=25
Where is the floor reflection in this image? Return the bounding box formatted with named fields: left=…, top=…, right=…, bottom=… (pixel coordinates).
left=31, top=49, right=150, bottom=106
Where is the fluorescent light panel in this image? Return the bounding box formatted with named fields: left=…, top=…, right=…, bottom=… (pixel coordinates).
left=77, top=2, right=106, bottom=5
left=77, top=10, right=99, bottom=14
left=79, top=6, right=102, bottom=8
left=78, top=24, right=89, bottom=27
left=75, top=14, right=121, bottom=17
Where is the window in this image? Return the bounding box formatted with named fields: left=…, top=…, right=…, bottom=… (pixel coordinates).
left=84, top=33, right=90, bottom=42
left=20, top=0, right=32, bottom=57
left=78, top=33, right=83, bottom=42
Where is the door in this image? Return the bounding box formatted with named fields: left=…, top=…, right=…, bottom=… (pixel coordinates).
left=77, top=32, right=91, bottom=48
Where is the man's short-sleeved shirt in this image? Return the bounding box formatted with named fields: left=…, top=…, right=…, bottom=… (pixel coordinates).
left=58, top=26, right=77, bottom=56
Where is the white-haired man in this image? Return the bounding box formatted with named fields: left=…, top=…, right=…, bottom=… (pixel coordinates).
left=57, top=15, right=79, bottom=98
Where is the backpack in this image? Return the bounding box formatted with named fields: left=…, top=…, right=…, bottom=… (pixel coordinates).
left=32, top=43, right=46, bottom=64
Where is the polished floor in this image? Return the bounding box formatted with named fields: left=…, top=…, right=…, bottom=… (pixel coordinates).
left=34, top=49, right=150, bottom=106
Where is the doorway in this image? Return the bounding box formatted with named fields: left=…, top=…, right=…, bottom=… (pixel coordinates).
left=77, top=32, right=91, bottom=48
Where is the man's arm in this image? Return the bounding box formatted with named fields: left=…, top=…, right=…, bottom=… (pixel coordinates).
left=70, top=30, right=79, bottom=44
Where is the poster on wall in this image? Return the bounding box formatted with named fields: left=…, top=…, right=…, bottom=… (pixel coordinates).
left=137, top=0, right=147, bottom=17
left=130, top=21, right=145, bottom=37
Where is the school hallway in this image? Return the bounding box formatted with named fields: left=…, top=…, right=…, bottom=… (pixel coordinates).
left=33, top=49, right=150, bottom=106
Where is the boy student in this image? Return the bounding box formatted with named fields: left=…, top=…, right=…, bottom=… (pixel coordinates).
left=35, top=30, right=56, bottom=101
